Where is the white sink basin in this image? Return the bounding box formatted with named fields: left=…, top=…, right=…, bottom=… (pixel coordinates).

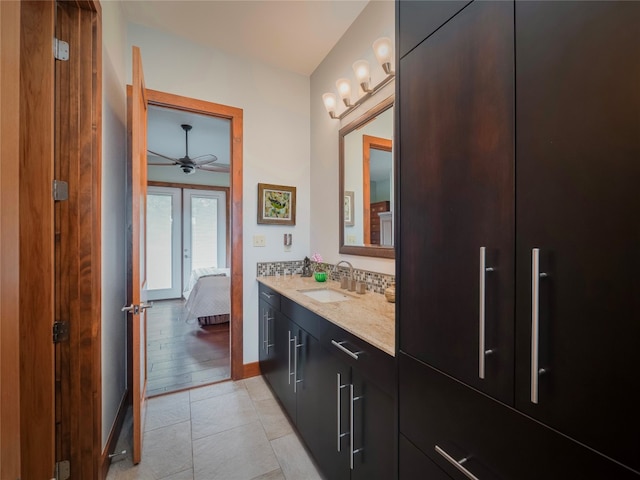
left=299, top=288, right=353, bottom=303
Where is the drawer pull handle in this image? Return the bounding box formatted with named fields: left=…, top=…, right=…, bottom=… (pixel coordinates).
left=332, top=340, right=363, bottom=360
left=261, top=291, right=273, bottom=299
left=435, top=445, right=480, bottom=480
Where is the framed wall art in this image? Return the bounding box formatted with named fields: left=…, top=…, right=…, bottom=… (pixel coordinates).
left=258, top=183, right=296, bottom=225
left=344, top=191, right=355, bottom=226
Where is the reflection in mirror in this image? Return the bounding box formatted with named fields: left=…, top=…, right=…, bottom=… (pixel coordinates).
left=339, top=95, right=394, bottom=259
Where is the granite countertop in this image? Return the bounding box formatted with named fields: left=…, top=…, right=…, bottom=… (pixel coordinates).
left=257, top=276, right=396, bottom=357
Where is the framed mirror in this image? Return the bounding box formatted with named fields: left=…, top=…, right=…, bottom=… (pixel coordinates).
left=339, top=95, right=394, bottom=259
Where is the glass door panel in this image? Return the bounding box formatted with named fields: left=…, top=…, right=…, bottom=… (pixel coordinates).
left=147, top=186, right=181, bottom=299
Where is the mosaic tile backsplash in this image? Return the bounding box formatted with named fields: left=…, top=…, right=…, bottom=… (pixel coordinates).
left=257, top=260, right=395, bottom=295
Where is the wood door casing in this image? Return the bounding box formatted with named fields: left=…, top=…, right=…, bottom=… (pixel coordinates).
left=0, top=1, right=22, bottom=478
left=398, top=0, right=515, bottom=404
left=144, top=89, right=244, bottom=381
left=514, top=1, right=640, bottom=470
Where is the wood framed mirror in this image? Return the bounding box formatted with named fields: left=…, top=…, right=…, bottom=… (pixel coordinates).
left=339, top=95, right=394, bottom=258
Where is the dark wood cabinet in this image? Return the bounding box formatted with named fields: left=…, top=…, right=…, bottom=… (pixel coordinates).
left=400, top=354, right=639, bottom=480
left=399, top=435, right=452, bottom=480
left=398, top=0, right=640, bottom=477
left=258, top=287, right=278, bottom=383
left=398, top=0, right=515, bottom=404
left=258, top=285, right=396, bottom=480
left=397, top=0, right=470, bottom=58
left=513, top=2, right=640, bottom=471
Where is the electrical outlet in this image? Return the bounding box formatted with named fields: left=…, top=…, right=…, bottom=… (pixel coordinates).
left=347, top=235, right=357, bottom=245
left=253, top=235, right=266, bottom=247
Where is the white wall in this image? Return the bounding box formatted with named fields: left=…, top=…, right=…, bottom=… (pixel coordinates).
left=310, top=1, right=395, bottom=275
left=101, top=0, right=128, bottom=449
left=126, top=24, right=311, bottom=364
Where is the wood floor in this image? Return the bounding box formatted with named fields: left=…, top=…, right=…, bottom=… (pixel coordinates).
left=146, top=299, right=230, bottom=397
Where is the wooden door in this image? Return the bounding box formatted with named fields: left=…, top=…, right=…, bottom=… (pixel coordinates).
left=398, top=0, right=515, bottom=404
left=129, top=45, right=149, bottom=464
left=514, top=1, right=640, bottom=472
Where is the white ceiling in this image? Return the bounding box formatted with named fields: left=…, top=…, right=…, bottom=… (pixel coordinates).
left=126, top=0, right=372, bottom=174
left=121, top=0, right=370, bottom=77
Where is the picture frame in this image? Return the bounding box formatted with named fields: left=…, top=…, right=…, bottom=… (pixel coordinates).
left=344, top=191, right=355, bottom=226
left=258, top=183, right=296, bottom=225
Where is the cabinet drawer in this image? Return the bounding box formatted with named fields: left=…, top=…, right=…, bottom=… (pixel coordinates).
left=399, top=353, right=639, bottom=480
left=400, top=435, right=452, bottom=480
left=320, top=320, right=395, bottom=397
left=259, top=284, right=280, bottom=309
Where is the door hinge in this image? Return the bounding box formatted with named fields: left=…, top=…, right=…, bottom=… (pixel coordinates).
left=53, top=321, right=69, bottom=344
left=54, top=460, right=70, bottom=480
left=53, top=38, right=69, bottom=61
left=52, top=180, right=69, bottom=201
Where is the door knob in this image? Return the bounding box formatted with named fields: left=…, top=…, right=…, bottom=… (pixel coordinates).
left=121, top=304, right=138, bottom=314
left=140, top=302, right=153, bottom=311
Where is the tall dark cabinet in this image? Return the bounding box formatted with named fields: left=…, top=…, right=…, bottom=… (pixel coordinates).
left=397, top=1, right=640, bottom=478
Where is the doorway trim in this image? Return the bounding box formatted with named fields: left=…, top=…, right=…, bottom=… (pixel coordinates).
left=145, top=89, right=244, bottom=380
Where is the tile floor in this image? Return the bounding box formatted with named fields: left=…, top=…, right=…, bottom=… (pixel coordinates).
left=106, top=376, right=325, bottom=480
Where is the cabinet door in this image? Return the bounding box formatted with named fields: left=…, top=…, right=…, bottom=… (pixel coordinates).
left=297, top=342, right=350, bottom=480
left=397, top=0, right=470, bottom=59
left=351, top=369, right=394, bottom=480
left=398, top=0, right=515, bottom=403
left=270, top=311, right=296, bottom=423
left=399, top=435, right=452, bottom=480
left=514, top=2, right=640, bottom=471
left=258, top=299, right=276, bottom=382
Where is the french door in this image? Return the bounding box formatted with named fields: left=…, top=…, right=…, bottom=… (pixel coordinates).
left=146, top=187, right=227, bottom=300
left=147, top=187, right=182, bottom=300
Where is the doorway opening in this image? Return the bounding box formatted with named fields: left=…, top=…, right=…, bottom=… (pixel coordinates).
left=129, top=88, right=244, bottom=402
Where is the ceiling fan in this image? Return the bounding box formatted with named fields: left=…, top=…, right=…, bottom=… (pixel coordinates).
left=147, top=124, right=229, bottom=175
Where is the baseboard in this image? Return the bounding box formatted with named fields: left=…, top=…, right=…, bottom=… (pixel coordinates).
left=242, top=361, right=261, bottom=379
left=99, top=389, right=129, bottom=480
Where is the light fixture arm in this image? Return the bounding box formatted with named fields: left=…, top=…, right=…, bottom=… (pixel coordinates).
left=332, top=72, right=394, bottom=120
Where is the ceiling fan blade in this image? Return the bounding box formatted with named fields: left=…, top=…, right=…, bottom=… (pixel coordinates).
left=198, top=163, right=230, bottom=173
left=191, top=154, right=219, bottom=165
left=147, top=149, right=178, bottom=162
left=148, top=162, right=179, bottom=166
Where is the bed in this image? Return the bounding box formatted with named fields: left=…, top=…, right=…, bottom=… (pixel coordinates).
left=183, top=267, right=231, bottom=325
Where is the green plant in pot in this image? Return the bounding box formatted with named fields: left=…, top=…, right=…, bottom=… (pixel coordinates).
left=311, top=253, right=330, bottom=282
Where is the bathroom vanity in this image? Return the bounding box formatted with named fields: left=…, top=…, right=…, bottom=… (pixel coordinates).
left=257, top=276, right=395, bottom=480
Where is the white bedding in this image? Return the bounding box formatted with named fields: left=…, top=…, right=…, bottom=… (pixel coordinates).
left=184, top=267, right=230, bottom=321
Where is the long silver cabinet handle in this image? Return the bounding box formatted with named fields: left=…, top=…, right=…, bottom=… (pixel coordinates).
left=336, top=373, right=349, bottom=452
left=349, top=384, right=363, bottom=470
left=294, top=336, right=303, bottom=393
left=266, top=315, right=274, bottom=351
left=479, top=247, right=495, bottom=379
left=435, top=445, right=480, bottom=480
left=332, top=340, right=363, bottom=360
left=288, top=331, right=294, bottom=385
left=530, top=248, right=547, bottom=404
left=261, top=291, right=273, bottom=299
left=262, top=311, right=266, bottom=352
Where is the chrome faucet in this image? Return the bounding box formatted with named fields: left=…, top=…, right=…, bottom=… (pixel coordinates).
left=334, top=260, right=355, bottom=290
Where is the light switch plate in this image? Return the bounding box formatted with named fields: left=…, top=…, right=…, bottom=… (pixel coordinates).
left=253, top=235, right=266, bottom=247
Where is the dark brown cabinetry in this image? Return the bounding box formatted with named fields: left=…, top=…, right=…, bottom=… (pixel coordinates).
left=258, top=284, right=395, bottom=480
left=397, top=0, right=640, bottom=478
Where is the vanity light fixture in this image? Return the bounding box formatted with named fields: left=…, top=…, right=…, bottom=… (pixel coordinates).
left=322, top=36, right=395, bottom=120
